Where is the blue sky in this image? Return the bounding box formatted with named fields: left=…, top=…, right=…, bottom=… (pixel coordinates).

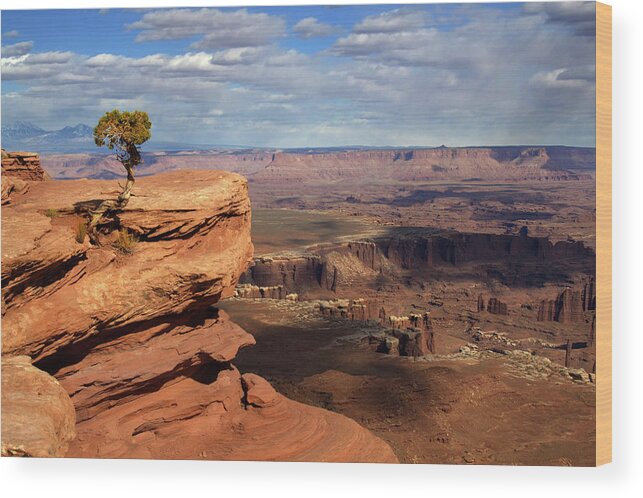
left=1, top=3, right=596, bottom=147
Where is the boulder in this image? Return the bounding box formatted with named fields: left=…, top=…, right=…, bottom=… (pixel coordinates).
left=1, top=356, right=76, bottom=457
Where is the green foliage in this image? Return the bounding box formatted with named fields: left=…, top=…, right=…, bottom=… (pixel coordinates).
left=112, top=228, right=138, bottom=254
left=45, top=208, right=60, bottom=218
left=94, top=109, right=151, bottom=151
left=75, top=219, right=87, bottom=243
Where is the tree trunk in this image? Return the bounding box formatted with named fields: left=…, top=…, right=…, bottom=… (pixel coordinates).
left=87, top=144, right=139, bottom=244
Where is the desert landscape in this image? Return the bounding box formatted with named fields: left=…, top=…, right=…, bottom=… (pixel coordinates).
left=2, top=3, right=599, bottom=466
left=2, top=144, right=596, bottom=465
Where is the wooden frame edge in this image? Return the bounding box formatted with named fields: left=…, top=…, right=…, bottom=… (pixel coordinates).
left=595, top=1, right=612, bottom=467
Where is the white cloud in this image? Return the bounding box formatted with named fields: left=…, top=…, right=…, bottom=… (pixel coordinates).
left=354, top=8, right=427, bottom=34
left=129, top=8, right=285, bottom=49
left=1, top=5, right=597, bottom=147
left=523, top=1, right=596, bottom=36
left=531, top=66, right=595, bottom=88
left=293, top=17, right=335, bottom=39
left=2, top=41, right=33, bottom=57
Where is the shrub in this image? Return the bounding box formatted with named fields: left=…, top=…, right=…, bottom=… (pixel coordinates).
left=112, top=228, right=138, bottom=254
left=45, top=208, right=60, bottom=218
left=74, top=219, right=87, bottom=243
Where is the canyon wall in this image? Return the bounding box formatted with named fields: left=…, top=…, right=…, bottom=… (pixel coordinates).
left=40, top=146, right=594, bottom=182
left=240, top=233, right=594, bottom=297
left=1, top=170, right=396, bottom=462
left=252, top=146, right=595, bottom=183
left=537, top=279, right=596, bottom=324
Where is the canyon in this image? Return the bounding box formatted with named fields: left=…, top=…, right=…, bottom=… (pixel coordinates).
left=2, top=144, right=596, bottom=465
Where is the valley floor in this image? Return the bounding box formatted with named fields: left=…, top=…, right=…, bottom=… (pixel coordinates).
left=221, top=299, right=596, bottom=466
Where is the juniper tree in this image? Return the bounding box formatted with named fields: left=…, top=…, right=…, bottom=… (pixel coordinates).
left=88, top=110, right=151, bottom=242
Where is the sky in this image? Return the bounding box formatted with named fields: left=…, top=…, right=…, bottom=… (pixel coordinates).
left=1, top=2, right=597, bottom=148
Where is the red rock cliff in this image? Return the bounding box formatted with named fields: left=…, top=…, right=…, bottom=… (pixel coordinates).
left=1, top=170, right=397, bottom=463
left=2, top=149, right=50, bottom=181
left=2, top=149, right=51, bottom=205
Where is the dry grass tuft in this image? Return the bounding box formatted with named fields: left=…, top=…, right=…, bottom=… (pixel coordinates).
left=45, top=208, right=60, bottom=218
left=112, top=228, right=138, bottom=254
left=74, top=219, right=87, bottom=244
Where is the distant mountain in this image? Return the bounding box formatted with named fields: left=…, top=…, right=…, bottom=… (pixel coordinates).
left=2, top=120, right=47, bottom=140
left=2, top=121, right=95, bottom=153
left=1, top=121, right=231, bottom=153
left=54, top=124, right=94, bottom=140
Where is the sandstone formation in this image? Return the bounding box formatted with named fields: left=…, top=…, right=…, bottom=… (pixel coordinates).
left=235, top=284, right=286, bottom=299
left=310, top=298, right=435, bottom=357
left=581, top=277, right=596, bottom=311
left=2, top=171, right=254, bottom=360
left=486, top=298, right=508, bottom=315
left=252, top=146, right=594, bottom=183
left=537, top=280, right=594, bottom=323
left=2, top=149, right=49, bottom=205
left=477, top=295, right=508, bottom=315
left=379, top=232, right=592, bottom=269
left=2, top=149, right=50, bottom=181
left=317, top=298, right=375, bottom=321
left=241, top=254, right=336, bottom=294
left=382, top=312, right=434, bottom=356
left=241, top=233, right=594, bottom=297
left=66, top=367, right=397, bottom=462
left=1, top=170, right=396, bottom=462
left=1, top=175, right=29, bottom=205
left=1, top=356, right=76, bottom=457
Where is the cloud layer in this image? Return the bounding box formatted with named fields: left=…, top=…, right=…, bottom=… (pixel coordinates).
left=1, top=3, right=597, bottom=147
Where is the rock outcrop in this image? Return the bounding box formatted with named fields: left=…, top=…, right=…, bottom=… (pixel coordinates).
left=477, top=295, right=508, bottom=315
left=317, top=298, right=377, bottom=322
left=235, top=284, right=286, bottom=299
left=383, top=312, right=434, bottom=356
left=487, top=297, right=509, bottom=315
left=1, top=149, right=49, bottom=205
left=1, top=170, right=397, bottom=462
left=537, top=280, right=594, bottom=323
left=1, top=356, right=76, bottom=457
left=2, top=171, right=254, bottom=360
left=2, top=149, right=50, bottom=181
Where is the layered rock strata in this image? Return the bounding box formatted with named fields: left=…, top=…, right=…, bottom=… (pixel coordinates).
left=2, top=149, right=50, bottom=181
left=537, top=279, right=595, bottom=323
left=1, top=149, right=49, bottom=205
left=485, top=297, right=509, bottom=315
left=253, top=146, right=595, bottom=183
left=1, top=170, right=396, bottom=462
left=241, top=233, right=594, bottom=297
left=313, top=299, right=435, bottom=357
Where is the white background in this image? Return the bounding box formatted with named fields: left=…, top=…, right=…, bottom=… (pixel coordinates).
left=0, top=0, right=641, bottom=496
